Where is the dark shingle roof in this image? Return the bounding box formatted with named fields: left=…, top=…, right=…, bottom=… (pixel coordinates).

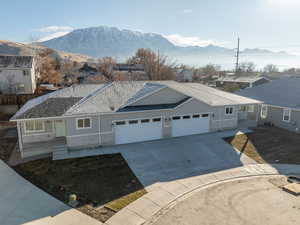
left=236, top=78, right=300, bottom=108
left=0, top=56, right=33, bottom=68
left=16, top=97, right=82, bottom=119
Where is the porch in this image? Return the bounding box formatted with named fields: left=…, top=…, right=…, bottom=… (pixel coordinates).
left=22, top=137, right=67, bottom=158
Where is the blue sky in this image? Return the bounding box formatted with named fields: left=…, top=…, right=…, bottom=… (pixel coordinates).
left=2, top=0, right=300, bottom=53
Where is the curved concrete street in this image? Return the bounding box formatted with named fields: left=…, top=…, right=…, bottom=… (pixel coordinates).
left=150, top=176, right=300, bottom=225
left=105, top=164, right=300, bottom=225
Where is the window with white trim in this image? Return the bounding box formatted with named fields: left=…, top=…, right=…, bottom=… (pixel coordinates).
left=261, top=105, right=268, bottom=119
left=283, top=108, right=291, bottom=122
left=247, top=105, right=255, bottom=112
left=225, top=107, right=234, bottom=115
left=77, top=118, right=91, bottom=129
left=25, top=120, right=44, bottom=132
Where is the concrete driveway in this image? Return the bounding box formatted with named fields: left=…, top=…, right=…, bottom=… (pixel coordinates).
left=120, top=130, right=256, bottom=188
left=0, top=160, right=102, bottom=225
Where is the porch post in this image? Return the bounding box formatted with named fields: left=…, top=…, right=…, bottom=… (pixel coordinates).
left=17, top=121, right=23, bottom=152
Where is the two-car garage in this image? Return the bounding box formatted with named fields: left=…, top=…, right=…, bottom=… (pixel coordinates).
left=114, top=117, right=163, bottom=145
left=114, top=113, right=210, bottom=145
left=171, top=113, right=210, bottom=137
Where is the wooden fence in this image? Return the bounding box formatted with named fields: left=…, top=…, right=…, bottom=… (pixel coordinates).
left=0, top=94, right=42, bottom=106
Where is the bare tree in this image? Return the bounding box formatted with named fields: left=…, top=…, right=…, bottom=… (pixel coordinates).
left=238, top=61, right=256, bottom=75
left=127, top=48, right=176, bottom=80
left=97, top=57, right=116, bottom=81
left=263, top=64, right=279, bottom=74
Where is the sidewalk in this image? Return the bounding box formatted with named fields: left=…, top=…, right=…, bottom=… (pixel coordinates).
left=105, top=164, right=300, bottom=225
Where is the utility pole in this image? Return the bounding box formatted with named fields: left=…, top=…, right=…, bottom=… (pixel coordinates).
left=235, top=37, right=240, bottom=76
left=157, top=49, right=160, bottom=80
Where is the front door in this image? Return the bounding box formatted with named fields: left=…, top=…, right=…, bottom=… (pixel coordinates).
left=55, top=120, right=66, bottom=137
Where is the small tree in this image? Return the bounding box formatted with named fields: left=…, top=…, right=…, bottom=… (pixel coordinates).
left=238, top=61, right=256, bottom=75
left=127, top=48, right=176, bottom=80
left=263, top=64, right=279, bottom=74
left=97, top=57, right=116, bottom=81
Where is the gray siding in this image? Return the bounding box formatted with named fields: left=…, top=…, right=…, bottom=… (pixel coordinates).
left=259, top=105, right=300, bottom=132
left=66, top=116, right=100, bottom=147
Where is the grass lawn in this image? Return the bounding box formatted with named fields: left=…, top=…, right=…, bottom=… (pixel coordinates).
left=13, top=154, right=147, bottom=222
left=224, top=126, right=300, bottom=164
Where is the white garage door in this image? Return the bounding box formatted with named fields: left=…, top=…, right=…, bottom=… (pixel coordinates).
left=115, top=118, right=162, bottom=145
left=172, top=113, right=210, bottom=137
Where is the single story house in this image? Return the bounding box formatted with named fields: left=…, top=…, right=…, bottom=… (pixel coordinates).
left=176, top=69, right=194, bottom=82
left=236, top=78, right=300, bottom=132
left=11, top=81, right=261, bottom=159
left=0, top=55, right=38, bottom=94
left=216, top=76, right=270, bottom=89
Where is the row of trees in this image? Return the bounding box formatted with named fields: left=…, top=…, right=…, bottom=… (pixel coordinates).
left=35, top=48, right=177, bottom=85
left=34, top=46, right=300, bottom=87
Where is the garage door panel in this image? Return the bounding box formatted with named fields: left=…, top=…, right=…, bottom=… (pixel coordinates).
left=115, top=119, right=162, bottom=145
left=172, top=114, right=209, bottom=137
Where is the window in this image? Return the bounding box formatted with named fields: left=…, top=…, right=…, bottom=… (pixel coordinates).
left=77, top=118, right=91, bottom=129
left=25, top=121, right=44, bottom=132
left=152, top=118, right=161, bottom=122
left=225, top=107, right=234, bottom=115
left=116, top=121, right=126, bottom=125
left=202, top=114, right=209, bottom=117
left=172, top=116, right=181, bottom=120
left=283, top=108, right=291, bottom=122
left=129, top=120, right=138, bottom=124
left=247, top=105, right=255, bottom=112
left=141, top=119, right=150, bottom=123
left=183, top=115, right=191, bottom=119
left=261, top=105, right=268, bottom=119
left=239, top=106, right=247, bottom=112
left=23, top=70, right=29, bottom=76
left=192, top=114, right=200, bottom=118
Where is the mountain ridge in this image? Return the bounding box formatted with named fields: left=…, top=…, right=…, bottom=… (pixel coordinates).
left=40, top=26, right=291, bottom=59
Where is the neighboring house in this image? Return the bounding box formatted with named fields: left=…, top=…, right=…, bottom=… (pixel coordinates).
left=78, top=63, right=98, bottom=77
left=113, top=64, right=144, bottom=72
left=11, top=81, right=260, bottom=159
left=0, top=55, right=38, bottom=94
left=236, top=78, right=300, bottom=133
left=216, top=76, right=270, bottom=89
left=176, top=69, right=194, bottom=82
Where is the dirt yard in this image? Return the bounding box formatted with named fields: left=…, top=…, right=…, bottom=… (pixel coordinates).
left=224, top=126, right=300, bottom=164
left=0, top=127, right=17, bottom=163
left=13, top=154, right=146, bottom=223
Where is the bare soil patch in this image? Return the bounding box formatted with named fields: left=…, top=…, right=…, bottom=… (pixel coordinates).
left=224, top=126, right=300, bottom=164
left=0, top=127, right=17, bottom=162
left=13, top=154, right=147, bottom=223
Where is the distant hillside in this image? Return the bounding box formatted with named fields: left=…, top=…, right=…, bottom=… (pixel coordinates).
left=0, top=40, right=92, bottom=63
left=38, top=26, right=299, bottom=69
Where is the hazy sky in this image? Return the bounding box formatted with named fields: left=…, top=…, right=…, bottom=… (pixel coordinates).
left=2, top=0, right=300, bottom=54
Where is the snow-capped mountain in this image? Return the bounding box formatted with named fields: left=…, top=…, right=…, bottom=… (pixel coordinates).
left=41, top=26, right=176, bottom=58
left=39, top=26, right=295, bottom=68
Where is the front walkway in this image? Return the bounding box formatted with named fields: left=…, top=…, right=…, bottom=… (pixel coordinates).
left=105, top=164, right=300, bottom=225
left=0, top=160, right=102, bottom=225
